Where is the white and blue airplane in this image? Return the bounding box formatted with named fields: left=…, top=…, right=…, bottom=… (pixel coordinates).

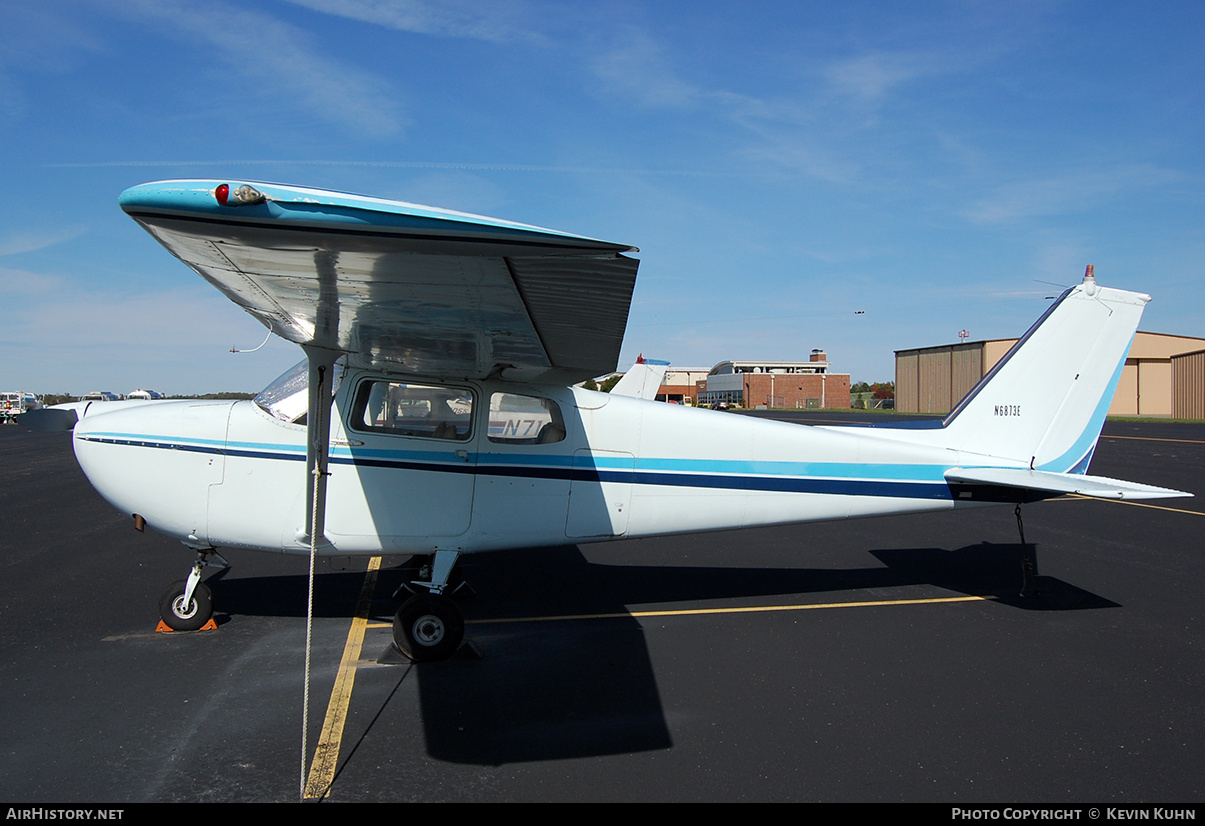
left=44, top=180, right=1189, bottom=660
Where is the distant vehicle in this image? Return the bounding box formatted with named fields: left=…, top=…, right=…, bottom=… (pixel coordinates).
left=126, top=389, right=164, bottom=400
left=1, top=391, right=42, bottom=424
left=80, top=391, right=122, bottom=402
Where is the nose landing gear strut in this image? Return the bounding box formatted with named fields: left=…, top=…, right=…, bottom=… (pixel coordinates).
left=157, top=549, right=228, bottom=631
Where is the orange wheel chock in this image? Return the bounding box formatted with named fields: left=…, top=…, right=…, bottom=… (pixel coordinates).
left=155, top=619, right=217, bottom=633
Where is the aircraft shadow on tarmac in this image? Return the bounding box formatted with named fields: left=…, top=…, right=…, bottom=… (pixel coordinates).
left=203, top=541, right=1117, bottom=766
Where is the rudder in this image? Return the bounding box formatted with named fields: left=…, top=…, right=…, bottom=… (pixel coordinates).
left=936, top=270, right=1148, bottom=472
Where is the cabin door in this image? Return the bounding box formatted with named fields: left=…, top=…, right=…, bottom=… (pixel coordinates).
left=326, top=378, right=478, bottom=547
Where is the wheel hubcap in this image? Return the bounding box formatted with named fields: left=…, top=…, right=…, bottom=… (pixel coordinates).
left=172, top=596, right=198, bottom=620
left=412, top=614, right=444, bottom=646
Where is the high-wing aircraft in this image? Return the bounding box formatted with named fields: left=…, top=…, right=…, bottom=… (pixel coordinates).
left=48, top=180, right=1190, bottom=661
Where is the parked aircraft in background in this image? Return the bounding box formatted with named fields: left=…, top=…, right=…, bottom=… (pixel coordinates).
left=126, top=389, right=165, bottom=400
left=39, top=180, right=1190, bottom=660
left=609, top=355, right=670, bottom=401
left=2, top=391, right=41, bottom=425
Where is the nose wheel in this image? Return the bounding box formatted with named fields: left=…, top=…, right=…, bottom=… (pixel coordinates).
left=157, top=548, right=226, bottom=631
left=158, top=579, right=214, bottom=631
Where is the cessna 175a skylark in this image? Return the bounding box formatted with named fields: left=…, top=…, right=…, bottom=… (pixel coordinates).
left=40, top=180, right=1189, bottom=661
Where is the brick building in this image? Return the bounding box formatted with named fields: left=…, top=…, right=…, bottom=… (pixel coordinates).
left=655, top=368, right=711, bottom=404
left=696, top=350, right=851, bottom=409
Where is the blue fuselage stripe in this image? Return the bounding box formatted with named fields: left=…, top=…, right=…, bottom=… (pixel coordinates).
left=76, top=433, right=954, bottom=500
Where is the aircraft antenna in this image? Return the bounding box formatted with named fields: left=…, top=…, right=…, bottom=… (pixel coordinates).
left=230, top=329, right=273, bottom=353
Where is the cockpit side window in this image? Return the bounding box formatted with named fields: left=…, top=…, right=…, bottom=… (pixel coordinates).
left=351, top=380, right=474, bottom=441
left=487, top=392, right=566, bottom=445
left=253, top=357, right=345, bottom=424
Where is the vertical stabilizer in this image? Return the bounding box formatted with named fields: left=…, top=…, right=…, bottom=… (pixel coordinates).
left=936, top=272, right=1148, bottom=472
left=610, top=355, right=670, bottom=401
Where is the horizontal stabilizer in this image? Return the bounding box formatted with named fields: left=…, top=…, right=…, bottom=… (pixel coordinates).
left=18, top=407, right=80, bottom=432
left=945, top=467, right=1191, bottom=500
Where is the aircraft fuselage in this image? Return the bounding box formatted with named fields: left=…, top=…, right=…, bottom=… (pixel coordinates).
left=72, top=371, right=993, bottom=557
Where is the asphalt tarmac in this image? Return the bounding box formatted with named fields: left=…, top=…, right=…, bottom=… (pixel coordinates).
left=1, top=416, right=1202, bottom=803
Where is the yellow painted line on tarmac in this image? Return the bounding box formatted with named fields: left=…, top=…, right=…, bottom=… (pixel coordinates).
left=303, top=556, right=382, bottom=801
left=350, top=594, right=992, bottom=627
left=1101, top=434, right=1205, bottom=445
left=626, top=594, right=992, bottom=619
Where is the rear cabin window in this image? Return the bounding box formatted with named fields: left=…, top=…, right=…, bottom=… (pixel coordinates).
left=352, top=380, right=474, bottom=441
left=487, top=393, right=566, bottom=445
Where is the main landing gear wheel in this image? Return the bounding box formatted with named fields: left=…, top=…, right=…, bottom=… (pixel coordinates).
left=158, top=579, right=214, bottom=631
left=393, top=594, right=464, bottom=662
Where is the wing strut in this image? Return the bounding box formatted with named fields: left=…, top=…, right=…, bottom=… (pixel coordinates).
left=301, top=345, right=340, bottom=544
left=299, top=344, right=339, bottom=799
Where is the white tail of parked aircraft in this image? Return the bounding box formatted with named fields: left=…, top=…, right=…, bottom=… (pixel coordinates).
left=609, top=355, right=670, bottom=401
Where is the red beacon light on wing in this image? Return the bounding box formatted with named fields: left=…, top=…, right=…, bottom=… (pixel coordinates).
left=214, top=183, right=266, bottom=207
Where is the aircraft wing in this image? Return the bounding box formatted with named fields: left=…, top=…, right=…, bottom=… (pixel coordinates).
left=945, top=467, right=1191, bottom=500
left=120, top=180, right=639, bottom=384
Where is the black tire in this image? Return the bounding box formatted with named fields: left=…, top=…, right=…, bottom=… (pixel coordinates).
left=393, top=594, right=464, bottom=662
left=158, top=579, right=214, bottom=631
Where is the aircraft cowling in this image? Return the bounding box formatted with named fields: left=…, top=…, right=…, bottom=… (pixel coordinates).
left=72, top=400, right=233, bottom=547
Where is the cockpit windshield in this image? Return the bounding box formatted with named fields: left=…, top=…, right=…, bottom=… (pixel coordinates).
left=254, top=357, right=345, bottom=424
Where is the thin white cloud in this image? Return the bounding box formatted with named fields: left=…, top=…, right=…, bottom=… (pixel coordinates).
left=1, top=281, right=300, bottom=393
left=0, top=5, right=108, bottom=123
left=824, top=51, right=938, bottom=102
left=592, top=27, right=701, bottom=110
left=0, top=5, right=107, bottom=71
left=586, top=27, right=863, bottom=184
left=281, top=0, right=547, bottom=44
left=964, top=164, right=1183, bottom=224
left=0, top=266, right=63, bottom=294
left=0, top=228, right=86, bottom=257
left=1029, top=240, right=1093, bottom=285
left=106, top=0, right=403, bottom=139
left=735, top=127, right=863, bottom=185
left=11, top=282, right=267, bottom=349
left=585, top=29, right=991, bottom=187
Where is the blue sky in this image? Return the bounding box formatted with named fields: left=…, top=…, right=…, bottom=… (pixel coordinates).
left=2, top=1, right=1202, bottom=395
